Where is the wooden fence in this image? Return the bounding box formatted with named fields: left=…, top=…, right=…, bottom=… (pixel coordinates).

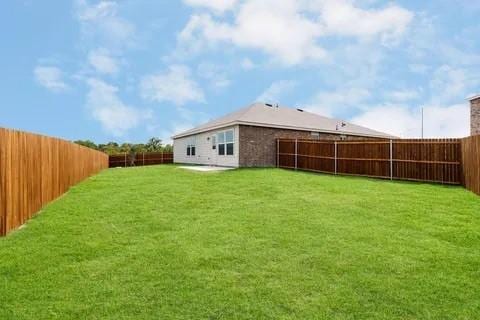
left=0, top=128, right=109, bottom=236
left=109, top=152, right=173, bottom=168
left=461, top=135, right=480, bottom=195
left=277, top=138, right=463, bottom=185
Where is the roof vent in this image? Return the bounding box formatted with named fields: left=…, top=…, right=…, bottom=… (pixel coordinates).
left=265, top=103, right=273, bottom=107
left=336, top=122, right=347, bottom=131
left=296, top=108, right=304, bottom=112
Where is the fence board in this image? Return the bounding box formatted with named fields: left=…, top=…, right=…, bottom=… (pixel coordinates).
left=0, top=128, right=108, bottom=236
left=461, top=135, right=480, bottom=195
left=109, top=152, right=173, bottom=168
left=277, top=138, right=463, bottom=185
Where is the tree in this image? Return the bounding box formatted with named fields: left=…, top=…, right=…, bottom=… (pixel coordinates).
left=74, top=140, right=98, bottom=150
left=75, top=137, right=173, bottom=155
left=98, top=142, right=121, bottom=155
left=145, top=137, right=163, bottom=152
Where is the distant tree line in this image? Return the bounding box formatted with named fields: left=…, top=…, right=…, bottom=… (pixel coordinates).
left=74, top=137, right=173, bottom=155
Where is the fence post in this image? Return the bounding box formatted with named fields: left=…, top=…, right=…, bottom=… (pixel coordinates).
left=124, top=152, right=127, bottom=168
left=390, top=139, right=393, bottom=180
left=161, top=152, right=163, bottom=164
left=276, top=139, right=279, bottom=168
left=334, top=141, right=337, bottom=175
left=295, top=139, right=298, bottom=170
left=143, top=152, right=145, bottom=166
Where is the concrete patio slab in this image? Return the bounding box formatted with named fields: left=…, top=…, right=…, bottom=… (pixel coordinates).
left=179, top=165, right=234, bottom=172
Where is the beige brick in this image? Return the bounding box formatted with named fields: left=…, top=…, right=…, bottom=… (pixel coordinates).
left=472, top=97, right=480, bottom=136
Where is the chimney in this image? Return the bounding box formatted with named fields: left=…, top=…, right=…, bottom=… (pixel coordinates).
left=470, top=95, right=480, bottom=136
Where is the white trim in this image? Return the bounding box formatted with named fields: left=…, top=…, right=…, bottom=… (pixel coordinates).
left=173, top=121, right=237, bottom=139
left=172, top=121, right=395, bottom=140
left=468, top=94, right=480, bottom=101
left=216, top=129, right=235, bottom=156
left=186, top=136, right=196, bottom=157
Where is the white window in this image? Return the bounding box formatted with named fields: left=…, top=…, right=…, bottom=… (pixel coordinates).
left=217, top=129, right=234, bottom=156
left=186, top=137, right=196, bottom=156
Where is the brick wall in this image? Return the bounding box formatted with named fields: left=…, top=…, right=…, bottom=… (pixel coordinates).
left=238, top=125, right=380, bottom=167
left=471, top=97, right=480, bottom=136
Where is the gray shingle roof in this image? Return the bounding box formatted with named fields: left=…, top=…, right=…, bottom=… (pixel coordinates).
left=172, top=103, right=395, bottom=139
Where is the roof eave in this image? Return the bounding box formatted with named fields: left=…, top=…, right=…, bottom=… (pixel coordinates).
left=172, top=121, right=395, bottom=140
left=468, top=94, right=480, bottom=101
left=235, top=121, right=395, bottom=139
left=171, top=121, right=239, bottom=139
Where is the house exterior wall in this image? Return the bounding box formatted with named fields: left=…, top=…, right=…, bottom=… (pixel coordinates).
left=238, top=125, right=380, bottom=167
left=471, top=97, right=480, bottom=136
left=173, top=125, right=239, bottom=167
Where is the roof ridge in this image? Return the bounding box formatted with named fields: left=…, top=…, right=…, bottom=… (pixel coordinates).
left=295, top=107, right=390, bottom=136
left=235, top=103, right=260, bottom=120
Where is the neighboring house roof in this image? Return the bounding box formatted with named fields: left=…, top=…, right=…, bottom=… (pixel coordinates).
left=469, top=94, right=480, bottom=101
left=172, top=103, right=395, bottom=139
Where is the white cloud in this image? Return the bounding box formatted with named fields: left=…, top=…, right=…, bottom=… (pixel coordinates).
left=386, top=89, right=420, bottom=102
left=177, top=14, right=233, bottom=54
left=86, top=78, right=151, bottom=136
left=257, top=80, right=297, bottom=103
left=75, top=0, right=135, bottom=49
left=351, top=105, right=418, bottom=137
left=140, top=65, right=205, bottom=106
left=34, top=66, right=69, bottom=92
left=158, top=122, right=196, bottom=144
left=178, top=0, right=413, bottom=65
left=240, top=58, right=255, bottom=70
left=154, top=108, right=211, bottom=144
left=76, top=0, right=117, bottom=21
left=351, top=104, right=469, bottom=138
left=197, top=62, right=231, bottom=89
left=313, top=1, right=413, bottom=44
left=430, top=65, right=468, bottom=105
left=229, top=0, right=326, bottom=65
left=409, top=64, right=429, bottom=74
left=179, top=5, right=325, bottom=65
left=88, top=48, right=119, bottom=74
left=183, top=0, right=237, bottom=13
left=304, top=87, right=371, bottom=117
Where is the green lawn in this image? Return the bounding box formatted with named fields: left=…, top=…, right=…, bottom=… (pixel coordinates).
left=1, top=165, right=480, bottom=319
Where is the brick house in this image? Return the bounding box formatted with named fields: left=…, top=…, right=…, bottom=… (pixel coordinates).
left=470, top=95, right=480, bottom=136
left=172, top=103, right=394, bottom=167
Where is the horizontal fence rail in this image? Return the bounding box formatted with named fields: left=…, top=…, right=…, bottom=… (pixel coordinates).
left=109, top=152, right=173, bottom=168
left=461, top=135, right=480, bottom=195
left=0, top=128, right=109, bottom=236
left=277, top=138, right=462, bottom=185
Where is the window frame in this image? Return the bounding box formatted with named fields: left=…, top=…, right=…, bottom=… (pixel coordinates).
left=217, top=129, right=234, bottom=156
left=186, top=136, right=196, bottom=157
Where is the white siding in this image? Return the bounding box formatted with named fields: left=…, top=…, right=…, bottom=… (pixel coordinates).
left=173, top=125, right=239, bottom=167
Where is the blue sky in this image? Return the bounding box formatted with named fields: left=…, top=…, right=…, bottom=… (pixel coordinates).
left=1, top=0, right=479, bottom=143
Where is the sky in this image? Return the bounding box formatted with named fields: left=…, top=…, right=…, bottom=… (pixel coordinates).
left=1, top=0, right=479, bottom=144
